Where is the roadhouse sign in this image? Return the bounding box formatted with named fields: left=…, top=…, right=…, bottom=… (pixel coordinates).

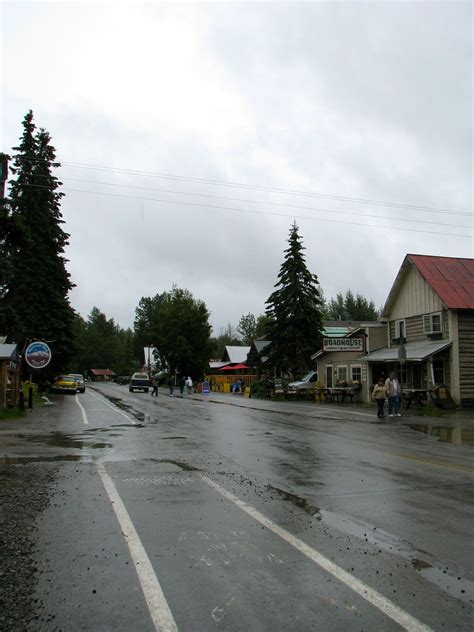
left=323, top=338, right=364, bottom=352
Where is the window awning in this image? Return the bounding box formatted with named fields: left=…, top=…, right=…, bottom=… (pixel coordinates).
left=364, top=340, right=452, bottom=363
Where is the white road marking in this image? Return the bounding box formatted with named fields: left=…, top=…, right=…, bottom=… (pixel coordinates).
left=75, top=395, right=89, bottom=425
left=87, top=389, right=137, bottom=424
left=201, top=475, right=434, bottom=632
left=97, top=462, right=178, bottom=632
left=77, top=401, right=177, bottom=631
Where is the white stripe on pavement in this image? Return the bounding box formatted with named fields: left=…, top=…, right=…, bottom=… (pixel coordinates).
left=77, top=401, right=177, bottom=631
left=97, top=462, right=178, bottom=632
left=201, top=474, right=433, bottom=632
left=75, top=394, right=89, bottom=425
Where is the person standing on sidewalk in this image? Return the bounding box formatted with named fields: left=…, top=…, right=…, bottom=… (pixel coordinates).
left=372, top=378, right=386, bottom=418
left=186, top=376, right=193, bottom=395
left=168, top=374, right=175, bottom=396
left=385, top=372, right=401, bottom=417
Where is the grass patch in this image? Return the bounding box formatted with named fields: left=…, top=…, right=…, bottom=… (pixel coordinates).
left=0, top=407, right=26, bottom=421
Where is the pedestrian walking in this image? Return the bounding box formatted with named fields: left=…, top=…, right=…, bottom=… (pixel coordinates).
left=151, top=375, right=159, bottom=397
left=385, top=372, right=401, bottom=417
left=186, top=376, right=193, bottom=395
left=168, top=374, right=175, bottom=397
left=372, top=378, right=386, bottom=418
left=180, top=375, right=186, bottom=395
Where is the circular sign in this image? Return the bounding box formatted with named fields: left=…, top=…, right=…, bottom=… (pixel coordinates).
left=25, top=341, right=52, bottom=369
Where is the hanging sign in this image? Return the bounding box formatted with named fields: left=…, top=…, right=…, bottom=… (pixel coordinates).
left=25, top=341, right=52, bottom=369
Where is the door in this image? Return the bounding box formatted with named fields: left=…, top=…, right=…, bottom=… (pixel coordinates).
left=326, top=365, right=333, bottom=388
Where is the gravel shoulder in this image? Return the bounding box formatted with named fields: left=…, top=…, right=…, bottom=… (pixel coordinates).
left=0, top=463, right=58, bottom=632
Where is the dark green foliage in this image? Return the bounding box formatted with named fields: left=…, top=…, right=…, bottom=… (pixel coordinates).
left=325, top=290, right=379, bottom=321
left=236, top=313, right=257, bottom=345
left=265, top=223, right=324, bottom=377
left=0, top=111, right=76, bottom=377
left=71, top=308, right=136, bottom=376
left=134, top=287, right=212, bottom=378
left=255, top=314, right=273, bottom=339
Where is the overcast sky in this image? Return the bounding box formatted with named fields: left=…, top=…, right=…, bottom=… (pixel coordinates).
left=2, top=1, right=472, bottom=334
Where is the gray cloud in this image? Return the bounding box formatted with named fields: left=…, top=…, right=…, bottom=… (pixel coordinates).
left=2, top=2, right=472, bottom=332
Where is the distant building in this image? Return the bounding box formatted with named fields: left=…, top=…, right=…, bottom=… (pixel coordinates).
left=89, top=368, right=117, bottom=382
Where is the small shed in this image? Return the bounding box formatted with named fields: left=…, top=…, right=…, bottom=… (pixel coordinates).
left=0, top=343, right=21, bottom=407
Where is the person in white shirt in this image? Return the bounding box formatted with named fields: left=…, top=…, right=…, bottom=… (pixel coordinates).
left=385, top=372, right=401, bottom=417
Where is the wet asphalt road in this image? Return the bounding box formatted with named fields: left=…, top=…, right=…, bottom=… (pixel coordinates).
left=2, top=384, right=473, bottom=631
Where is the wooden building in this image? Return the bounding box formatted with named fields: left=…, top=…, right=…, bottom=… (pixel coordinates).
left=364, top=254, right=474, bottom=406
left=0, top=343, right=21, bottom=408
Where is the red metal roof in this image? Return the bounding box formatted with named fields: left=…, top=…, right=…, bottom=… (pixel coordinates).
left=408, top=254, right=474, bottom=309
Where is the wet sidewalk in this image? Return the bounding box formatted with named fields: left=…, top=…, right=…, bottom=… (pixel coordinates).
left=190, top=390, right=474, bottom=427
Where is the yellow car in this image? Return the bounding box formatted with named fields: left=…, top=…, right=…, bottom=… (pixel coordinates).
left=52, top=375, right=78, bottom=394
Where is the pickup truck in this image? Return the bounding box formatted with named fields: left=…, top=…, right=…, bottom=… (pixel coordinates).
left=287, top=371, right=318, bottom=393
left=129, top=372, right=150, bottom=393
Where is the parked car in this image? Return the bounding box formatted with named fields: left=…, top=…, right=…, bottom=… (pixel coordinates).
left=129, top=372, right=150, bottom=393
left=52, top=375, right=78, bottom=394
left=287, top=371, right=318, bottom=393
left=68, top=374, right=86, bottom=393
left=117, top=375, right=131, bottom=385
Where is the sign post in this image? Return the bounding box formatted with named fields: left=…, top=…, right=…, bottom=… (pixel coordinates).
left=24, top=341, right=52, bottom=409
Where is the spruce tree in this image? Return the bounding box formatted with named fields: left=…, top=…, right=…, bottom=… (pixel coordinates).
left=265, top=223, right=324, bottom=377
left=0, top=111, right=76, bottom=376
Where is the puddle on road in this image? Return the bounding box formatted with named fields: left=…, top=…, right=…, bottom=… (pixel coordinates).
left=103, top=395, right=149, bottom=423
left=20, top=433, right=112, bottom=450
left=264, top=484, right=473, bottom=604
left=409, top=424, right=474, bottom=445
left=0, top=455, right=83, bottom=464
left=267, top=485, right=321, bottom=517
left=111, top=423, right=145, bottom=429
left=144, top=458, right=200, bottom=471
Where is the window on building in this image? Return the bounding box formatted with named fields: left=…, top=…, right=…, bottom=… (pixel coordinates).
left=337, top=366, right=348, bottom=383
left=432, top=359, right=445, bottom=385
left=423, top=312, right=442, bottom=334
left=351, top=366, right=362, bottom=383
left=395, top=319, right=406, bottom=340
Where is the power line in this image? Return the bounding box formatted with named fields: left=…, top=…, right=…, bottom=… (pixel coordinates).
left=31, top=175, right=472, bottom=230
left=12, top=154, right=471, bottom=217
left=20, top=182, right=472, bottom=239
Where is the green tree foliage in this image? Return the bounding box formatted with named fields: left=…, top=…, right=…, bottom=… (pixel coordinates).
left=134, top=287, right=212, bottom=377
left=73, top=308, right=135, bottom=376
left=265, top=223, right=324, bottom=377
left=325, top=290, right=379, bottom=321
left=255, top=314, right=274, bottom=339
left=237, top=313, right=257, bottom=345
left=0, top=111, right=76, bottom=376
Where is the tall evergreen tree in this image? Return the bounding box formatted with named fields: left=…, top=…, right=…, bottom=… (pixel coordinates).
left=0, top=111, right=76, bottom=376
left=265, top=223, right=324, bottom=377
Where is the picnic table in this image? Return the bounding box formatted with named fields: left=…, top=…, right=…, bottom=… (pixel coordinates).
left=315, top=386, right=361, bottom=404
left=402, top=389, right=430, bottom=409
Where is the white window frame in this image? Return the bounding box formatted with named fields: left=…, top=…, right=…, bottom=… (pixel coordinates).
left=336, top=365, right=348, bottom=383
left=395, top=319, right=406, bottom=339
left=350, top=365, right=362, bottom=383
left=423, top=312, right=442, bottom=334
